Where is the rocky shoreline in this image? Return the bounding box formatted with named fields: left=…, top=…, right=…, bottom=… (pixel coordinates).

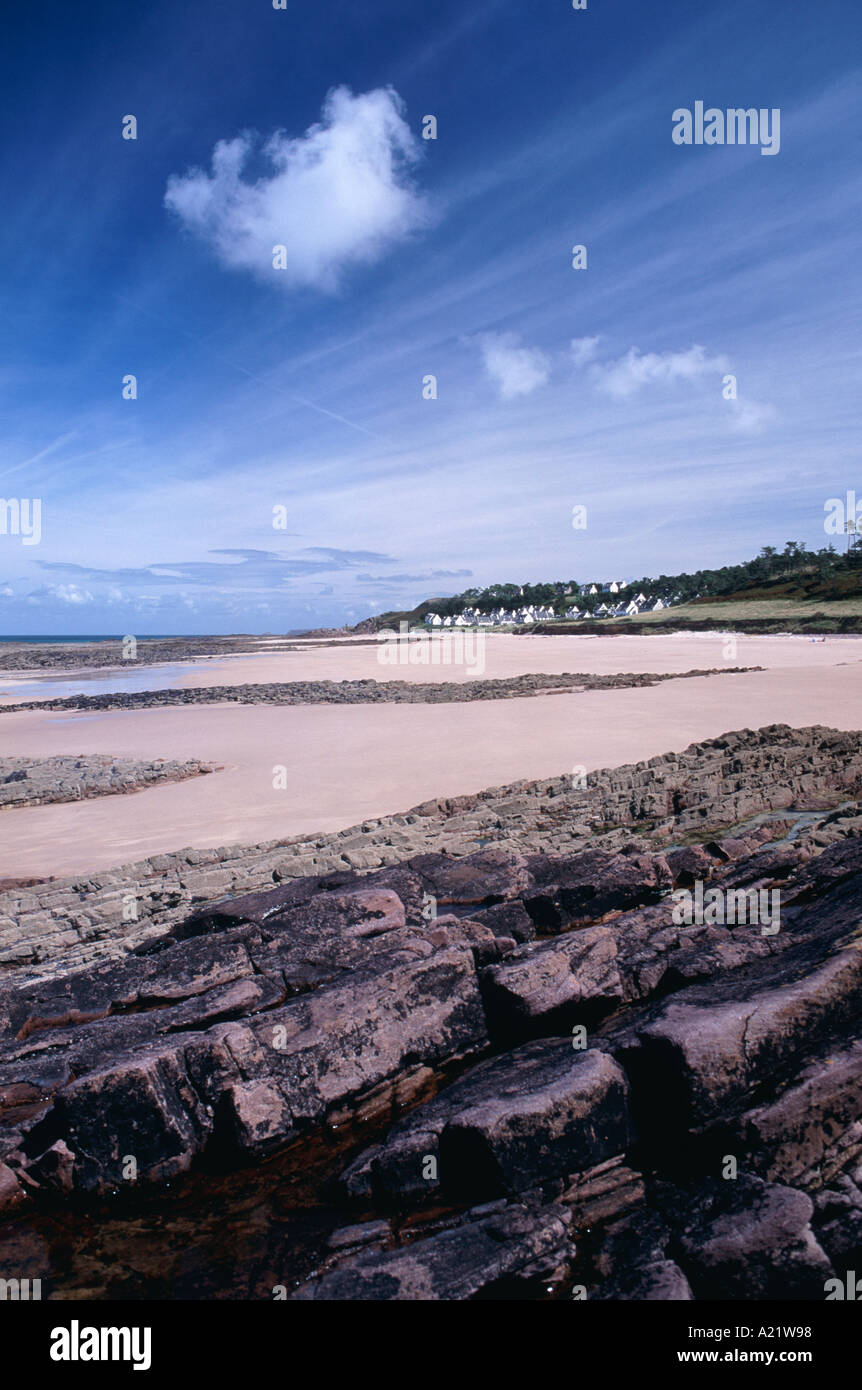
left=0, top=724, right=860, bottom=1300
left=0, top=636, right=288, bottom=672
left=0, top=633, right=415, bottom=675
left=1, top=723, right=857, bottom=979
left=0, top=756, right=214, bottom=812
left=0, top=666, right=758, bottom=714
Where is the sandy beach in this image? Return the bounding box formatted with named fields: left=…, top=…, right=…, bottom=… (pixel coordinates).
left=1, top=643, right=860, bottom=878
left=0, top=630, right=858, bottom=701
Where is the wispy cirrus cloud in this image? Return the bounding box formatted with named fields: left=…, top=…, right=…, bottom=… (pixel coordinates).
left=726, top=397, right=779, bottom=435
left=165, top=87, right=432, bottom=292
left=356, top=568, right=472, bottom=586
left=36, top=547, right=399, bottom=593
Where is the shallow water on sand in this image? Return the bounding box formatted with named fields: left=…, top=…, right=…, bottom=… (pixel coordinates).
left=0, top=661, right=233, bottom=702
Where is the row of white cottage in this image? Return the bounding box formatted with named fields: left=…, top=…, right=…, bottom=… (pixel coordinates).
left=425, top=595, right=669, bottom=627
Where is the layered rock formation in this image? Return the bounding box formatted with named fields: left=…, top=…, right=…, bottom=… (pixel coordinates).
left=0, top=666, right=754, bottom=714
left=2, top=724, right=858, bottom=981
left=0, top=723, right=860, bottom=1300
left=0, top=636, right=286, bottom=672
left=0, top=756, right=213, bottom=811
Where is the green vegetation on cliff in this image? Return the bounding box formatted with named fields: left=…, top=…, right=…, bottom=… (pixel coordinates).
left=361, top=541, right=862, bottom=631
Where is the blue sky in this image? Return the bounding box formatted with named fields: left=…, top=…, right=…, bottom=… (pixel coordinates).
left=0, top=0, right=859, bottom=634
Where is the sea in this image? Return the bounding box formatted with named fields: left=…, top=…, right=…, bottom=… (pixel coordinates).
left=0, top=635, right=182, bottom=644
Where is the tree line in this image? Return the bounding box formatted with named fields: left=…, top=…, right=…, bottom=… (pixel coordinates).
left=427, top=541, right=853, bottom=618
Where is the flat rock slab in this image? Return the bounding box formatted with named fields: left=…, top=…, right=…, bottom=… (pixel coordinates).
left=292, top=1202, right=574, bottom=1300
left=480, top=926, right=623, bottom=1043
left=343, top=1040, right=629, bottom=1203
left=0, top=755, right=212, bottom=809
left=671, top=1177, right=833, bottom=1301
left=11, top=945, right=487, bottom=1192
left=615, top=934, right=862, bottom=1136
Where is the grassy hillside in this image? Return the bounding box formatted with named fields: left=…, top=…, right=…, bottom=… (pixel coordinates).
left=355, top=542, right=862, bottom=633
left=533, top=597, right=862, bottom=636
left=692, top=568, right=862, bottom=604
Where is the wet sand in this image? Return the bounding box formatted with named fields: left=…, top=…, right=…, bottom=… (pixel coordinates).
left=0, top=631, right=858, bottom=703
left=1, top=660, right=860, bottom=879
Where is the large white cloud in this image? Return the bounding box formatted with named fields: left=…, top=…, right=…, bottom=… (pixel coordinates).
left=165, top=87, right=430, bottom=291
left=477, top=332, right=551, bottom=399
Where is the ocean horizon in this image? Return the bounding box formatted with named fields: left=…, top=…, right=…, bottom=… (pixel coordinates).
left=0, top=634, right=306, bottom=643
left=0, top=635, right=182, bottom=643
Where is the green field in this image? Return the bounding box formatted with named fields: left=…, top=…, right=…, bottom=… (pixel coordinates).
left=626, top=597, right=862, bottom=623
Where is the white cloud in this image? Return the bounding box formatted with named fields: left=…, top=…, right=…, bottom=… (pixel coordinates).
left=478, top=332, right=551, bottom=399
left=165, top=87, right=430, bottom=291
left=25, top=583, right=94, bottom=606
left=570, top=336, right=600, bottom=367
left=593, top=344, right=729, bottom=399
left=54, top=584, right=93, bottom=605
left=726, top=398, right=778, bottom=435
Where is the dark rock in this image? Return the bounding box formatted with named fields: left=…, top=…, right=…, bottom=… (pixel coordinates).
left=470, top=900, right=537, bottom=944
left=523, top=851, right=673, bottom=932
left=480, top=926, right=623, bottom=1043
left=292, top=1202, right=574, bottom=1300
left=596, top=1259, right=694, bottom=1301
left=342, top=1041, right=629, bottom=1203
left=733, top=1039, right=862, bottom=1184
left=665, top=846, right=716, bottom=887
left=670, top=1178, right=833, bottom=1300
left=0, top=723, right=860, bottom=1302
left=613, top=930, right=862, bottom=1141
left=0, top=1161, right=25, bottom=1213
